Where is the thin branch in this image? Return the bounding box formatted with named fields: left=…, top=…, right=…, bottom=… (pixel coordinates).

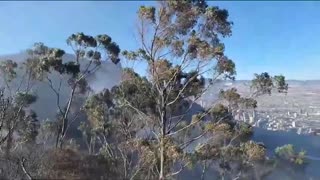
left=61, top=108, right=83, bottom=140
left=20, top=157, right=32, bottom=180
left=123, top=99, right=153, bottom=122
left=16, top=69, right=28, bottom=93
left=168, top=111, right=230, bottom=137
left=180, top=131, right=207, bottom=149
left=165, top=161, right=191, bottom=178
left=167, top=110, right=209, bottom=136
left=46, top=76, right=64, bottom=115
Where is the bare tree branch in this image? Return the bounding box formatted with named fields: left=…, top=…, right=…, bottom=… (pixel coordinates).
left=19, top=157, right=32, bottom=180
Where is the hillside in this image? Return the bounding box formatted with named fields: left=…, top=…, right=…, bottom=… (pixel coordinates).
left=0, top=51, right=122, bottom=119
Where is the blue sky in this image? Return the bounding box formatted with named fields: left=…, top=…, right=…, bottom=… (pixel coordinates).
left=0, top=1, right=320, bottom=80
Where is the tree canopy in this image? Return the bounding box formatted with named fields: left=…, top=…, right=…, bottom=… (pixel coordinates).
left=0, top=1, right=296, bottom=180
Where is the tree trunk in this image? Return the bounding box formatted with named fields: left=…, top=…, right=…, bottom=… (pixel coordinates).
left=201, top=161, right=207, bottom=180
left=5, top=128, right=12, bottom=156
left=56, top=85, right=76, bottom=148
left=159, top=111, right=166, bottom=180
left=159, top=89, right=167, bottom=180
left=159, top=136, right=165, bottom=180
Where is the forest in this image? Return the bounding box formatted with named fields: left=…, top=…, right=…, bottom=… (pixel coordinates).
left=0, top=1, right=307, bottom=180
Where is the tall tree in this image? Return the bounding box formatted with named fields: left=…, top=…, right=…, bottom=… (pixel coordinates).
left=26, top=33, right=120, bottom=148
left=119, top=1, right=288, bottom=179
left=121, top=0, right=238, bottom=179
left=0, top=59, right=38, bottom=153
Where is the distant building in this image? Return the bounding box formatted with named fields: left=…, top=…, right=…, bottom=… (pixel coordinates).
left=249, top=116, right=254, bottom=124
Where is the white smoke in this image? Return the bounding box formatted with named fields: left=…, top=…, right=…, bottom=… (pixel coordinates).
left=0, top=51, right=122, bottom=120
left=86, top=60, right=122, bottom=92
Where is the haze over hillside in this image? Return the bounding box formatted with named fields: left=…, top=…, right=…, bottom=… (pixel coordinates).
left=2, top=1, right=320, bottom=179
left=2, top=49, right=317, bottom=125
left=0, top=51, right=122, bottom=119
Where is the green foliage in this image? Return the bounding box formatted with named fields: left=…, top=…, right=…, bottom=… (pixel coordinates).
left=195, top=140, right=266, bottom=164
left=67, top=33, right=120, bottom=64
left=0, top=60, right=18, bottom=82
left=18, top=111, right=39, bottom=143
left=128, top=0, right=236, bottom=81
left=208, top=103, right=230, bottom=122
left=122, top=48, right=149, bottom=61
left=112, top=68, right=157, bottom=114
left=238, top=123, right=253, bottom=137
left=195, top=144, right=220, bottom=161
left=220, top=88, right=257, bottom=109
left=84, top=90, right=113, bottom=130
left=240, top=140, right=266, bottom=161
left=181, top=71, right=206, bottom=97
left=0, top=88, right=40, bottom=153
left=0, top=1, right=292, bottom=179
left=274, top=75, right=288, bottom=93
left=64, top=62, right=80, bottom=77
left=220, top=88, right=240, bottom=102
left=119, top=3, right=239, bottom=176
left=296, top=150, right=307, bottom=165
left=219, top=88, right=240, bottom=109
left=67, top=32, right=97, bottom=48
left=251, top=72, right=273, bottom=96
left=26, top=32, right=121, bottom=83
left=84, top=90, right=113, bottom=131
left=251, top=72, right=288, bottom=97
left=205, top=122, right=232, bottom=137
left=26, top=43, right=66, bottom=79
left=15, top=92, right=37, bottom=107
left=239, top=97, right=257, bottom=109
left=139, top=6, right=156, bottom=23
left=275, top=144, right=307, bottom=165
left=216, top=56, right=236, bottom=80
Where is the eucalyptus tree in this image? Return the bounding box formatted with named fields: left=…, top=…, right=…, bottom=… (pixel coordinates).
left=25, top=32, right=120, bottom=148
left=0, top=61, right=39, bottom=180
left=120, top=0, right=239, bottom=179
left=0, top=59, right=38, bottom=153
left=0, top=1, right=291, bottom=179
left=118, top=1, right=288, bottom=179
left=251, top=72, right=288, bottom=97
